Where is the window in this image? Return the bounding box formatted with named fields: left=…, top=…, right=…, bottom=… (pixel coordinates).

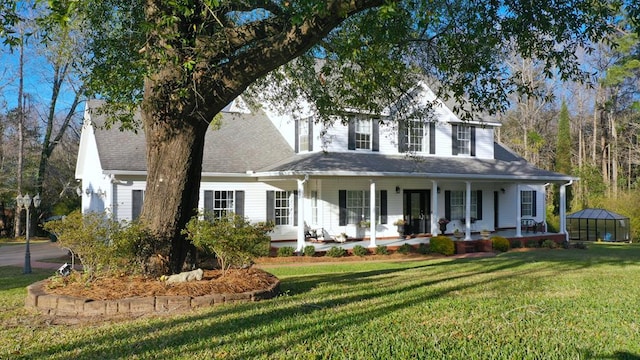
left=521, top=190, right=535, bottom=217
left=407, top=119, right=426, bottom=152
left=355, top=119, right=371, bottom=150
left=311, top=190, right=319, bottom=225
left=457, top=126, right=471, bottom=155
left=132, top=190, right=144, bottom=220
left=346, top=190, right=380, bottom=224
left=447, top=190, right=481, bottom=221
left=274, top=191, right=291, bottom=225
left=204, top=190, right=234, bottom=220
left=298, top=118, right=309, bottom=152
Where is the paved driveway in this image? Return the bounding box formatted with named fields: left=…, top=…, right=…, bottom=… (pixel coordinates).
left=0, top=241, right=70, bottom=269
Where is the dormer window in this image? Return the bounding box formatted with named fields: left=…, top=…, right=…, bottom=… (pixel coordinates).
left=407, top=119, right=426, bottom=152
left=398, top=119, right=436, bottom=154
left=348, top=116, right=379, bottom=151
left=451, top=124, right=476, bottom=156
left=295, top=117, right=313, bottom=153
left=355, top=119, right=371, bottom=150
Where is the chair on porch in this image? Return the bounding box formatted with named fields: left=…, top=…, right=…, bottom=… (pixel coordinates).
left=305, top=223, right=326, bottom=243
left=521, top=218, right=536, bottom=233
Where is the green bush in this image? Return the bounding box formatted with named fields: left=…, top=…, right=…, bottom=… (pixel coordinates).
left=397, top=243, right=413, bottom=255
left=541, top=239, right=558, bottom=249
left=184, top=213, right=273, bottom=274
left=303, top=245, right=316, bottom=256
left=326, top=246, right=346, bottom=258
left=352, top=245, right=368, bottom=257
left=277, top=246, right=295, bottom=257
left=511, top=239, right=522, bottom=248
left=526, top=240, right=539, bottom=248
left=417, top=243, right=429, bottom=255
left=574, top=242, right=588, bottom=250
left=491, top=236, right=510, bottom=252
left=43, top=211, right=123, bottom=281
left=375, top=245, right=389, bottom=255
left=429, top=236, right=454, bottom=256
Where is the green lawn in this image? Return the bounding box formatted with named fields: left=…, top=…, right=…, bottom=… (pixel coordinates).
left=1, top=243, right=639, bottom=359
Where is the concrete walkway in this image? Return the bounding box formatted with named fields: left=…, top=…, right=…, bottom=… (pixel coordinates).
left=0, top=241, right=71, bottom=270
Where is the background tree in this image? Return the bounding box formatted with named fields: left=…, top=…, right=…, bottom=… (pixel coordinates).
left=553, top=101, right=573, bottom=215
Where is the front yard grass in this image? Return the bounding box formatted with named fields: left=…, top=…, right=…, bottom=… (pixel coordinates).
left=1, top=243, right=639, bottom=359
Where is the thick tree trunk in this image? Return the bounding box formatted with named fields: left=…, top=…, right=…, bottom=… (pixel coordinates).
left=139, top=93, right=210, bottom=274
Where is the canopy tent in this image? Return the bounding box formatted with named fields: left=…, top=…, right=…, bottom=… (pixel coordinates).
left=567, top=208, right=630, bottom=242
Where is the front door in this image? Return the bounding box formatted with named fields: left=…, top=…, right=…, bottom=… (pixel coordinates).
left=404, top=190, right=431, bottom=235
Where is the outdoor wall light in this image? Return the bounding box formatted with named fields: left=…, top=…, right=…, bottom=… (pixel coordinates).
left=395, top=186, right=401, bottom=194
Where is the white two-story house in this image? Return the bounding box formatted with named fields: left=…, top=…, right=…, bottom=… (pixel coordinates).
left=75, top=83, right=575, bottom=251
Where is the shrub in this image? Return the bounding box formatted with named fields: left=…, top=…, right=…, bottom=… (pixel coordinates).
left=397, top=243, right=413, bottom=255
left=429, top=236, right=454, bottom=256
left=352, top=245, right=368, bottom=257
left=303, top=245, right=316, bottom=256
left=511, top=239, right=522, bottom=248
left=326, top=246, right=346, bottom=258
left=184, top=213, right=273, bottom=274
left=541, top=239, right=558, bottom=249
left=417, top=243, right=429, bottom=255
left=277, top=246, right=295, bottom=257
left=43, top=210, right=123, bottom=281
left=526, top=240, right=539, bottom=248
left=375, top=245, right=389, bottom=255
left=491, top=236, right=510, bottom=252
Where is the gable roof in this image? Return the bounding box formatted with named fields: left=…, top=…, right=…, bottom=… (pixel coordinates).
left=87, top=99, right=295, bottom=175
left=255, top=143, right=572, bottom=183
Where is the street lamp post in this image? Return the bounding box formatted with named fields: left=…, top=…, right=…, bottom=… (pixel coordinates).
left=16, top=193, right=41, bottom=274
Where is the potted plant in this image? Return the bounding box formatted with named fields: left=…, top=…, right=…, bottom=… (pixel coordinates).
left=453, top=228, right=463, bottom=239
left=438, top=218, right=450, bottom=235
left=480, top=229, right=491, bottom=240
left=393, top=218, right=406, bottom=238
left=359, top=220, right=371, bottom=228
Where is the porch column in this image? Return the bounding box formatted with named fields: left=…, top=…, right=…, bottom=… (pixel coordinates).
left=516, top=184, right=522, bottom=237
left=369, top=180, right=377, bottom=248
left=465, top=181, right=472, bottom=240
left=296, top=178, right=306, bottom=252
left=431, top=180, right=439, bottom=235
left=559, top=180, right=573, bottom=242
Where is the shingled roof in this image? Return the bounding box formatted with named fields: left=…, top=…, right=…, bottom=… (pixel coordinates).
left=88, top=100, right=295, bottom=174
left=255, top=143, right=571, bottom=182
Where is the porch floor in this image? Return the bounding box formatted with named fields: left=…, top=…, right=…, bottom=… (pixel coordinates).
left=271, top=229, right=566, bottom=252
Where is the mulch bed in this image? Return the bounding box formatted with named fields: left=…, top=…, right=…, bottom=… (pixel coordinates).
left=44, top=268, right=278, bottom=301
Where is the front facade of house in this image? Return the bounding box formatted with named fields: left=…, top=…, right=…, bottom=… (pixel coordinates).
left=76, top=84, right=575, bottom=250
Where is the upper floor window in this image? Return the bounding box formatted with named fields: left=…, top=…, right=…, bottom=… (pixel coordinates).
left=457, top=126, right=471, bottom=155
left=295, top=117, right=313, bottom=153
left=348, top=117, right=379, bottom=151
left=451, top=124, right=476, bottom=156
left=355, top=119, right=371, bottom=150
left=407, top=119, right=426, bottom=152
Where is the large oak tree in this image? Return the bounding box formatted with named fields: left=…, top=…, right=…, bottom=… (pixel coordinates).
left=24, top=0, right=638, bottom=273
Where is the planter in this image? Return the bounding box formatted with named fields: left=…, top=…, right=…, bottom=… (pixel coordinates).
left=480, top=230, right=491, bottom=240
left=396, top=225, right=405, bottom=239
left=439, top=223, right=448, bottom=235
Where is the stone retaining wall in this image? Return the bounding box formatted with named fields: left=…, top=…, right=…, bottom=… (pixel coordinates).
left=26, top=280, right=280, bottom=319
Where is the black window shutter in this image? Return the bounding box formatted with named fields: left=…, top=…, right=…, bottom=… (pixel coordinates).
left=132, top=190, right=144, bottom=220
left=380, top=190, right=387, bottom=224
left=398, top=120, right=407, bottom=152
left=519, top=191, right=524, bottom=216
left=470, top=126, right=476, bottom=157
left=445, top=190, right=451, bottom=220
left=294, top=119, right=299, bottom=153
left=429, top=122, right=436, bottom=154
left=451, top=125, right=458, bottom=155
left=339, top=190, right=347, bottom=226
left=266, top=191, right=275, bottom=222
left=532, top=191, right=537, bottom=217
left=348, top=120, right=356, bottom=150
left=372, top=120, right=379, bottom=151
left=293, top=190, right=298, bottom=226
left=476, top=190, right=482, bottom=220
left=308, top=120, right=314, bottom=151
left=235, top=190, right=244, bottom=216
left=204, top=190, right=213, bottom=212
